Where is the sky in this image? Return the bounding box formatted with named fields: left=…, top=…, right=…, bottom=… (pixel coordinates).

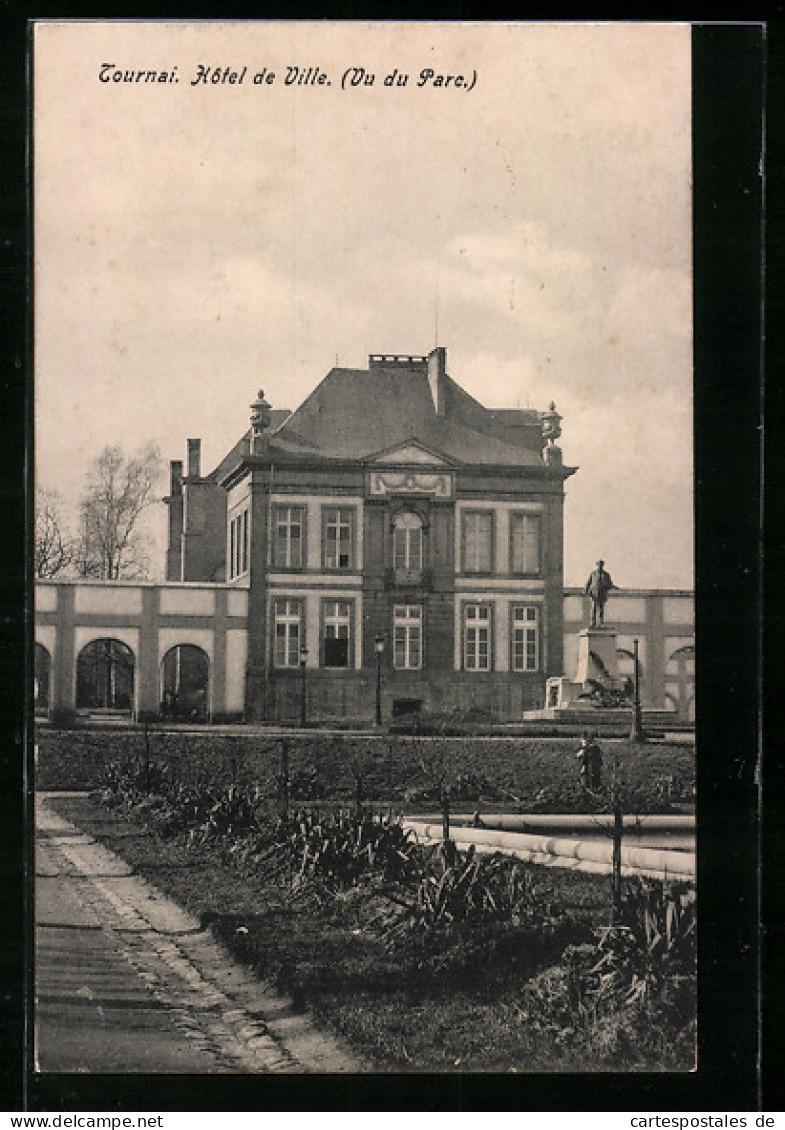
left=34, top=21, right=693, bottom=588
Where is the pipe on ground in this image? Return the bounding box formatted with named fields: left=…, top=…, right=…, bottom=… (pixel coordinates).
left=404, top=821, right=695, bottom=881
left=415, top=813, right=694, bottom=833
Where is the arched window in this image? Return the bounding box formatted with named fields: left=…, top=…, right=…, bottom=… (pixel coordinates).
left=76, top=639, right=135, bottom=712
left=35, top=643, right=51, bottom=713
left=666, top=645, right=695, bottom=722
left=160, top=645, right=210, bottom=722
left=393, top=512, right=423, bottom=571
left=667, top=645, right=695, bottom=674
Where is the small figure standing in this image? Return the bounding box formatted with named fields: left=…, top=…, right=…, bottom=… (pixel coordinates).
left=585, top=559, right=616, bottom=627
left=577, top=731, right=603, bottom=791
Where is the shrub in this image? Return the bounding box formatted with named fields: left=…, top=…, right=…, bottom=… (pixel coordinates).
left=410, top=846, right=562, bottom=932
left=290, top=810, right=418, bottom=890
left=596, top=877, right=696, bottom=1006
left=520, top=877, right=697, bottom=1067
left=187, top=785, right=264, bottom=844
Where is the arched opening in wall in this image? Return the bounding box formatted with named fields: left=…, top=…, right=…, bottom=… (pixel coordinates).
left=666, top=645, right=695, bottom=722
left=35, top=643, right=51, bottom=714
left=76, top=639, right=135, bottom=714
left=160, top=645, right=210, bottom=722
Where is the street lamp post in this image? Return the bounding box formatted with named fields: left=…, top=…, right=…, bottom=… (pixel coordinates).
left=374, top=634, right=385, bottom=727
left=299, top=645, right=308, bottom=728
left=629, top=637, right=646, bottom=743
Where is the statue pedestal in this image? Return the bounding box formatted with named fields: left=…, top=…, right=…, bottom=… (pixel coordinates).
left=525, top=623, right=668, bottom=727
left=541, top=628, right=624, bottom=713
left=545, top=676, right=575, bottom=710
left=575, top=627, right=621, bottom=687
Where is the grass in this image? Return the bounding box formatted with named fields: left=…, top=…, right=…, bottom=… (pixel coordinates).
left=47, top=790, right=695, bottom=1072
left=37, top=728, right=694, bottom=813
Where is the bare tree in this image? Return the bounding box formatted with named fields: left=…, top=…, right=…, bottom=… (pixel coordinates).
left=34, top=488, right=72, bottom=578
left=75, top=444, right=163, bottom=580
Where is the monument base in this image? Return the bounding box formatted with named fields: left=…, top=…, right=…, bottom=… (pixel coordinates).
left=525, top=623, right=676, bottom=729
left=576, top=626, right=627, bottom=688
left=544, top=675, right=582, bottom=710
left=521, top=704, right=678, bottom=729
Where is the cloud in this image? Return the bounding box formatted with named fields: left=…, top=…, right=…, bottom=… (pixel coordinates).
left=606, top=263, right=692, bottom=345
left=35, top=21, right=693, bottom=587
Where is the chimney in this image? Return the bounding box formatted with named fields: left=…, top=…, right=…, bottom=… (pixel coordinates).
left=187, top=438, right=201, bottom=479
left=169, top=459, right=183, bottom=495
left=427, top=347, right=446, bottom=417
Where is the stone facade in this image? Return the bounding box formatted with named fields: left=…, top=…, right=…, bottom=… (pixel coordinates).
left=160, top=349, right=576, bottom=723
left=34, top=581, right=694, bottom=722
left=34, top=349, right=694, bottom=724
left=563, top=587, right=695, bottom=721
left=34, top=581, right=248, bottom=720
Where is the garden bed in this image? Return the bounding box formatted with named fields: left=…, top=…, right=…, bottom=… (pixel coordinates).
left=46, top=775, right=697, bottom=1072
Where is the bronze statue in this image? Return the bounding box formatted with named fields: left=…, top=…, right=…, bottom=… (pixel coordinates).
left=585, top=559, right=615, bottom=627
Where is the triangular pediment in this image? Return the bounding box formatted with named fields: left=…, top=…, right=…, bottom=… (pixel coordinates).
left=369, top=440, right=452, bottom=467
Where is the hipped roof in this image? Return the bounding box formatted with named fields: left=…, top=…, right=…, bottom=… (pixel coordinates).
left=210, top=361, right=558, bottom=480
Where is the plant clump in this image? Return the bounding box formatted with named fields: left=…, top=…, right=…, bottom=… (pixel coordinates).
left=83, top=747, right=697, bottom=1070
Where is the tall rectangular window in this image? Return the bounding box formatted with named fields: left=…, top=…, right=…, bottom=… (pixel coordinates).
left=393, top=513, right=423, bottom=570
left=510, top=513, right=541, bottom=575
left=273, top=599, right=302, bottom=668
left=323, top=508, right=354, bottom=570
left=464, top=603, right=491, bottom=671
left=273, top=505, right=304, bottom=568
left=511, top=605, right=539, bottom=672
left=322, top=600, right=352, bottom=668
left=393, top=605, right=423, bottom=670
left=228, top=508, right=249, bottom=580
left=462, top=512, right=493, bottom=573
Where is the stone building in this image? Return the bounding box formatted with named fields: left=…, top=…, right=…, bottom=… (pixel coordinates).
left=163, top=348, right=575, bottom=722
left=34, top=348, right=694, bottom=726
left=34, top=581, right=694, bottom=723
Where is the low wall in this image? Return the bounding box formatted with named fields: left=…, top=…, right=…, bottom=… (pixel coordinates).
left=440, top=813, right=694, bottom=833
left=405, top=821, right=696, bottom=882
